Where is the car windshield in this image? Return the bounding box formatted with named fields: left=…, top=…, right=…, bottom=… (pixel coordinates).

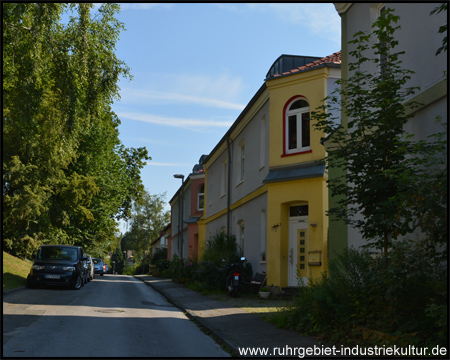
left=37, top=247, right=77, bottom=261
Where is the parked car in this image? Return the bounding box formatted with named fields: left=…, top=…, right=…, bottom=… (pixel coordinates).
left=27, top=245, right=88, bottom=290
left=85, top=255, right=94, bottom=282
left=92, top=258, right=105, bottom=276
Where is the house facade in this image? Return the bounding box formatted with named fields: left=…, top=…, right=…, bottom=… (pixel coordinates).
left=168, top=156, right=206, bottom=260
left=200, top=53, right=341, bottom=288
left=150, top=223, right=170, bottom=257
left=328, top=3, right=447, bottom=257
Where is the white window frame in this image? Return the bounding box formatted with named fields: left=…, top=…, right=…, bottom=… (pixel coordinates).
left=197, top=184, right=204, bottom=211
left=285, top=98, right=310, bottom=154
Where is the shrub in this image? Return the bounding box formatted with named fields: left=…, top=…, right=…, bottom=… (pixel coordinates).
left=280, top=242, right=447, bottom=347
left=156, top=259, right=171, bottom=272
left=193, top=232, right=251, bottom=291
left=150, top=247, right=168, bottom=265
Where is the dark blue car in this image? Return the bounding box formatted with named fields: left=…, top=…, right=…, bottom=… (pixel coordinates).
left=27, top=245, right=88, bottom=290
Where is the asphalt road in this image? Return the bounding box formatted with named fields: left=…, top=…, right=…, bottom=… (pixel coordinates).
left=3, top=274, right=229, bottom=357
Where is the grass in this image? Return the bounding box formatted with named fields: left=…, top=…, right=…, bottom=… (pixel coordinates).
left=3, top=251, right=33, bottom=292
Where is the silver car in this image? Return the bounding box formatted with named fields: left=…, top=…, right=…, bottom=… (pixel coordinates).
left=85, top=255, right=94, bottom=281
left=92, top=258, right=105, bottom=276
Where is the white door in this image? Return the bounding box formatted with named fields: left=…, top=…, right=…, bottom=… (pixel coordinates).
left=288, top=219, right=308, bottom=287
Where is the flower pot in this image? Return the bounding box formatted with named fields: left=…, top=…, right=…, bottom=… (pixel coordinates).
left=259, top=291, right=270, bottom=299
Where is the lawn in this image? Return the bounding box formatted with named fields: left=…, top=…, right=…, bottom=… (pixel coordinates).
left=3, top=251, right=32, bottom=292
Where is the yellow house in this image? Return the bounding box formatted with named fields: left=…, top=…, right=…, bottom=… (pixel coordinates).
left=199, top=52, right=341, bottom=288
left=264, top=52, right=341, bottom=288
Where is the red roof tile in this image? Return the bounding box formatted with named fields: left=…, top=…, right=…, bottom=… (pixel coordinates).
left=274, top=51, right=341, bottom=77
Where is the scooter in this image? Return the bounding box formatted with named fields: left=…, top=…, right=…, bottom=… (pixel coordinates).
left=226, top=257, right=246, bottom=297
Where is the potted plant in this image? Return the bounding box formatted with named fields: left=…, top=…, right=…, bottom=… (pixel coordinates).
left=260, top=251, right=266, bottom=262
left=259, top=286, right=270, bottom=299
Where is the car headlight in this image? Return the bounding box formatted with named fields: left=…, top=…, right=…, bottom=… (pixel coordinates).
left=32, top=265, right=44, bottom=270
left=63, top=266, right=76, bottom=271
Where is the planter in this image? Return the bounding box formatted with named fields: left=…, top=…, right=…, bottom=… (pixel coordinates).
left=259, top=291, right=270, bottom=299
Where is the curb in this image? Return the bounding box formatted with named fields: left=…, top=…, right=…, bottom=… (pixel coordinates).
left=135, top=276, right=239, bottom=356
left=3, top=285, right=27, bottom=296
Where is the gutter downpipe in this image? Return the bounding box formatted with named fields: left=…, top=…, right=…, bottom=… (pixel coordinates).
left=226, top=134, right=232, bottom=236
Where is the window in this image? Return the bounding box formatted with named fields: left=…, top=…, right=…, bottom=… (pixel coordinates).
left=238, top=141, right=245, bottom=182
left=221, top=159, right=228, bottom=196
left=197, top=184, right=204, bottom=211
left=290, top=205, right=309, bottom=217
left=260, top=116, right=266, bottom=169
left=284, top=98, right=310, bottom=155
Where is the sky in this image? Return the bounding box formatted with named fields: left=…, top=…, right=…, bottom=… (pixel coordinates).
left=104, top=3, right=341, bottom=232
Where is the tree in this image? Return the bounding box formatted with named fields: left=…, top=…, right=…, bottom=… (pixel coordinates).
left=111, top=247, right=125, bottom=274
left=123, top=191, right=170, bottom=262
left=312, top=9, right=444, bottom=254
left=3, top=4, right=150, bottom=258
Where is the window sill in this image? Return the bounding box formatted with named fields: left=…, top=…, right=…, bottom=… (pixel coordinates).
left=282, top=149, right=312, bottom=157
left=235, top=180, right=244, bottom=187
left=220, top=193, right=226, bottom=199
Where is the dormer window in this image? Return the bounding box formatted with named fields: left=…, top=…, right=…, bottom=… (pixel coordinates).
left=284, top=97, right=311, bottom=155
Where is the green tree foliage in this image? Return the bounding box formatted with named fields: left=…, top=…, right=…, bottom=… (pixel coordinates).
left=431, top=3, right=447, bottom=55
left=3, top=3, right=150, bottom=258
left=110, top=247, right=124, bottom=274
left=122, top=191, right=170, bottom=261
left=312, top=9, right=445, bottom=253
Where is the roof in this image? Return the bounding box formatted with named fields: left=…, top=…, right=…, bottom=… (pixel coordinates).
left=265, top=54, right=323, bottom=79
left=263, top=162, right=326, bottom=184
left=270, top=51, right=342, bottom=78
left=202, top=51, right=341, bottom=167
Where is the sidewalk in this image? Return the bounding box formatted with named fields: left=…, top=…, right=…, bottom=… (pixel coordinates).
left=135, top=275, right=320, bottom=356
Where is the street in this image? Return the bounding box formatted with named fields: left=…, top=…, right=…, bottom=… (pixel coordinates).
left=3, top=275, right=229, bottom=357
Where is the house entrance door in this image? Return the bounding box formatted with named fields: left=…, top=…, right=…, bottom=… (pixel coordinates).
left=288, top=219, right=308, bottom=287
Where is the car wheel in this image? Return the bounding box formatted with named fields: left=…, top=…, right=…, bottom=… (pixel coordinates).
left=72, top=275, right=83, bottom=290
left=27, top=276, right=37, bottom=288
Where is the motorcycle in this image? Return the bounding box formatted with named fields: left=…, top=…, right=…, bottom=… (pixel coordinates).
left=225, top=257, right=246, bottom=297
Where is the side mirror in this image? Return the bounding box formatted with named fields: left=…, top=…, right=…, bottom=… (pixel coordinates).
left=81, top=255, right=87, bottom=261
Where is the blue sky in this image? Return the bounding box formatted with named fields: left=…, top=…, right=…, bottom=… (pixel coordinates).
left=106, top=3, right=341, bottom=232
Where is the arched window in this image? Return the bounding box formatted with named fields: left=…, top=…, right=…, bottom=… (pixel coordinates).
left=284, top=97, right=311, bottom=155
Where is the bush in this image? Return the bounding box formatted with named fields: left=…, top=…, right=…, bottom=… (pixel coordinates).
left=151, top=247, right=168, bottom=265
left=280, top=241, right=447, bottom=347
left=156, top=259, right=171, bottom=272
left=192, top=232, right=252, bottom=291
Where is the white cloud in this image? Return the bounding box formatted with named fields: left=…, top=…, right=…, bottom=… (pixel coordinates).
left=238, top=3, right=341, bottom=45
left=147, top=162, right=191, bottom=167
left=120, top=88, right=245, bottom=111
left=118, top=112, right=233, bottom=130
